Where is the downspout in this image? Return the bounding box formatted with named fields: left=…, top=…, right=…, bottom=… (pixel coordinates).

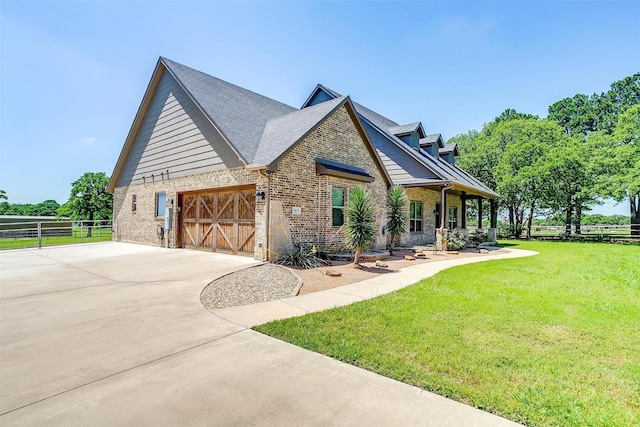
left=260, top=169, right=274, bottom=262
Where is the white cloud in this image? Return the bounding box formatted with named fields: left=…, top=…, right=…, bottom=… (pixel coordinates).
left=80, top=137, right=96, bottom=143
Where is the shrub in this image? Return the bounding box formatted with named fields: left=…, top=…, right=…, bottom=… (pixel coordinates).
left=386, top=185, right=408, bottom=255
left=273, top=244, right=328, bottom=269
left=468, top=230, right=488, bottom=247
left=445, top=229, right=467, bottom=251
left=343, top=186, right=377, bottom=265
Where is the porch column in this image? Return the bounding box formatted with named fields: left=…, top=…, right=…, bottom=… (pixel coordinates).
left=460, top=191, right=467, bottom=229
left=440, top=187, right=447, bottom=229
left=436, top=186, right=448, bottom=251
left=490, top=199, right=497, bottom=229
left=477, top=196, right=484, bottom=231
left=489, top=199, right=498, bottom=242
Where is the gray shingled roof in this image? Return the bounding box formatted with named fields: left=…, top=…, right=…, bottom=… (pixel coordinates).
left=313, top=85, right=399, bottom=129
left=439, top=143, right=459, bottom=155
left=352, top=102, right=399, bottom=129
left=162, top=58, right=296, bottom=164
left=252, top=96, right=347, bottom=168
left=306, top=85, right=497, bottom=198
left=388, top=122, right=422, bottom=136
left=420, top=134, right=443, bottom=146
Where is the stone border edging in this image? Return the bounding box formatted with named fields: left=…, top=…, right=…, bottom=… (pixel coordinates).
left=269, top=263, right=304, bottom=296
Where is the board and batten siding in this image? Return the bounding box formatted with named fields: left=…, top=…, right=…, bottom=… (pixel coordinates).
left=116, top=71, right=243, bottom=188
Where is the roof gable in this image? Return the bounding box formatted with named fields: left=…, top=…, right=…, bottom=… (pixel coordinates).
left=251, top=96, right=392, bottom=186
left=161, top=58, right=296, bottom=163
left=301, top=84, right=342, bottom=108
left=109, top=58, right=297, bottom=191
left=252, top=96, right=347, bottom=168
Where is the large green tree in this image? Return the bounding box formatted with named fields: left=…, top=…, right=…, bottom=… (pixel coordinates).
left=58, top=172, right=112, bottom=236
left=549, top=73, right=640, bottom=136
left=593, top=73, right=640, bottom=134
left=541, top=136, right=596, bottom=235
left=456, top=111, right=572, bottom=238
left=548, top=93, right=596, bottom=136
left=492, top=119, right=570, bottom=238
left=594, top=105, right=640, bottom=234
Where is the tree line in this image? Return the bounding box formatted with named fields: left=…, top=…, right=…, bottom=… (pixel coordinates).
left=451, top=73, right=639, bottom=237
left=1, top=172, right=113, bottom=223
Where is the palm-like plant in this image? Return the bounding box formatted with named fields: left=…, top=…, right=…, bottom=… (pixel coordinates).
left=343, top=186, right=377, bottom=266
left=386, top=185, right=408, bottom=255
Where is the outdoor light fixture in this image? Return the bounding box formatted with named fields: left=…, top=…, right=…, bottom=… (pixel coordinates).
left=255, top=191, right=266, bottom=203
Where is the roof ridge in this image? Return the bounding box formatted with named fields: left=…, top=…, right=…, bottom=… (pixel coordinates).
left=161, top=57, right=296, bottom=111
left=272, top=95, right=347, bottom=122
left=252, top=96, right=348, bottom=167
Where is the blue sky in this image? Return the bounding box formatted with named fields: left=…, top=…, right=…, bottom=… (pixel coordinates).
left=1, top=1, right=638, bottom=215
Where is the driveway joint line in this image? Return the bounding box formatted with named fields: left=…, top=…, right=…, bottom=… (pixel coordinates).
left=0, top=328, right=247, bottom=417
left=279, top=299, right=312, bottom=312
left=208, top=311, right=251, bottom=329
left=26, top=250, right=119, bottom=283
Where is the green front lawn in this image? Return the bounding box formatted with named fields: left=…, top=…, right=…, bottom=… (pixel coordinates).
left=255, top=241, right=640, bottom=426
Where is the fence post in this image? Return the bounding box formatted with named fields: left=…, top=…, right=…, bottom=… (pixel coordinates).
left=80, top=221, right=83, bottom=243
left=37, top=221, right=42, bottom=249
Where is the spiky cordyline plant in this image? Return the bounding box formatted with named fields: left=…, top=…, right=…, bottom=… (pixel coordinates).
left=343, top=186, right=377, bottom=266
left=386, top=185, right=408, bottom=255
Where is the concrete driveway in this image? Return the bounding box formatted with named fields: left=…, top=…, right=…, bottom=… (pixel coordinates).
left=0, top=242, right=520, bottom=426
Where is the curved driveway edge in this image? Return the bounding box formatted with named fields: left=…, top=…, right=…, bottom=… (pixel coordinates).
left=212, top=248, right=539, bottom=328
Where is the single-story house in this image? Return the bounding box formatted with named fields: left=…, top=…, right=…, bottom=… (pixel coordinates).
left=108, top=57, right=498, bottom=259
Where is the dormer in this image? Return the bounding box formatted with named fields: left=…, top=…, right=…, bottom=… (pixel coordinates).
left=439, top=143, right=460, bottom=164
left=302, top=84, right=341, bottom=108
left=419, top=134, right=444, bottom=158
left=388, top=122, right=426, bottom=151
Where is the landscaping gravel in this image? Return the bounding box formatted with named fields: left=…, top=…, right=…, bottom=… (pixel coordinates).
left=201, top=264, right=301, bottom=310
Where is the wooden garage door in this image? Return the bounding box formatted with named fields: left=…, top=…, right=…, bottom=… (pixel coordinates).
left=179, top=186, right=255, bottom=255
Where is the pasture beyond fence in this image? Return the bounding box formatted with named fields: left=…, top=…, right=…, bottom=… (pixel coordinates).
left=0, top=218, right=112, bottom=250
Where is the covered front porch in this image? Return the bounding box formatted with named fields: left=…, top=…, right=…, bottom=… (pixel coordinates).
left=402, top=182, right=498, bottom=250
left=436, top=184, right=499, bottom=250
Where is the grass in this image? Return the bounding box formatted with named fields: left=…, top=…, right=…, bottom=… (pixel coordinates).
left=0, top=228, right=112, bottom=250
left=254, top=241, right=640, bottom=426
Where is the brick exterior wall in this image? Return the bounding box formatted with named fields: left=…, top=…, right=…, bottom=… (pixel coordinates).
left=113, top=104, right=388, bottom=258
left=400, top=188, right=462, bottom=246
left=268, top=105, right=388, bottom=254
left=113, top=167, right=263, bottom=252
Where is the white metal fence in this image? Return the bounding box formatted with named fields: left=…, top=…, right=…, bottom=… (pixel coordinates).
left=0, top=220, right=113, bottom=249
